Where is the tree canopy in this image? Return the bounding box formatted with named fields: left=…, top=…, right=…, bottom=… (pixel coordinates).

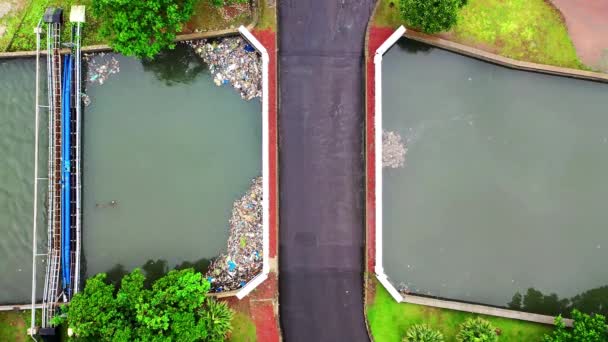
left=400, top=0, right=467, bottom=33
left=91, top=0, right=196, bottom=59
left=53, top=268, right=233, bottom=341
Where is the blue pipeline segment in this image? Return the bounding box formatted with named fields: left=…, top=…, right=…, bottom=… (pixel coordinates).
left=61, top=54, right=72, bottom=292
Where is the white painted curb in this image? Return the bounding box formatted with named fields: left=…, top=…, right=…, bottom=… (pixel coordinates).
left=374, top=26, right=406, bottom=303
left=236, top=26, right=270, bottom=300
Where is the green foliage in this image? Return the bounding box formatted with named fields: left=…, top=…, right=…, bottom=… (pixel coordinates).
left=544, top=310, right=608, bottom=342
left=404, top=324, right=445, bottom=342
left=456, top=317, right=498, bottom=342
left=399, top=0, right=465, bottom=33
left=367, top=279, right=551, bottom=342
left=62, top=268, right=233, bottom=341
left=91, top=0, right=196, bottom=59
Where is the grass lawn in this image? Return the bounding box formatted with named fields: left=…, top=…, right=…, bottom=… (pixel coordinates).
left=228, top=311, right=257, bottom=341
left=373, top=0, right=586, bottom=70
left=1, top=0, right=102, bottom=52
left=0, top=310, right=42, bottom=342
left=367, top=279, right=553, bottom=342
left=255, top=0, right=276, bottom=31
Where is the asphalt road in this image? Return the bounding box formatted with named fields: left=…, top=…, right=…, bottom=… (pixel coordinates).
left=278, top=0, right=374, bottom=340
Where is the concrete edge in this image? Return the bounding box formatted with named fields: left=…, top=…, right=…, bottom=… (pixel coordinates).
left=0, top=303, right=43, bottom=312
left=233, top=25, right=270, bottom=300
left=404, top=29, right=608, bottom=83
left=372, top=26, right=407, bottom=309
left=0, top=5, right=258, bottom=59
left=362, top=2, right=382, bottom=340
left=403, top=294, right=572, bottom=327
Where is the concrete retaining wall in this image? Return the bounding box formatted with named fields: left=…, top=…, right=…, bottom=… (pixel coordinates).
left=404, top=29, right=608, bottom=83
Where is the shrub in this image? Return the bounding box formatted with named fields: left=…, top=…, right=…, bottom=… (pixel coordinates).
left=91, top=0, right=196, bottom=59
left=543, top=309, right=607, bottom=342
left=53, top=268, right=233, bottom=341
left=456, top=317, right=499, bottom=342
left=399, top=0, right=466, bottom=33
left=404, top=324, right=445, bottom=342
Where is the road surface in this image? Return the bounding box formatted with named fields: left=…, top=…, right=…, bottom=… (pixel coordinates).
left=278, top=0, right=374, bottom=340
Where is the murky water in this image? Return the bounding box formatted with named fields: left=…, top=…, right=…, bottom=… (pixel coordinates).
left=383, top=39, right=608, bottom=316
left=0, top=45, right=260, bottom=303
left=0, top=58, right=47, bottom=304
left=83, top=46, right=261, bottom=278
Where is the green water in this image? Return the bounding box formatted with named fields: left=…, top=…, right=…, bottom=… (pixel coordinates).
left=0, top=58, right=46, bottom=304
left=383, top=39, right=608, bottom=316
left=83, top=46, right=261, bottom=277
left=0, top=45, right=260, bottom=303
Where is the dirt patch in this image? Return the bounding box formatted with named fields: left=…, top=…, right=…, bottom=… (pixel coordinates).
left=549, top=0, right=608, bottom=70
left=219, top=3, right=249, bottom=21
left=0, top=25, right=6, bottom=37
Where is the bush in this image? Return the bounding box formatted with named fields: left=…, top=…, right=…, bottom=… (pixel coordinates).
left=53, top=268, right=233, bottom=341
left=456, top=317, right=499, bottom=342
left=404, top=324, right=445, bottom=342
left=543, top=309, right=607, bottom=342
left=399, top=0, right=466, bottom=33
left=91, top=0, right=196, bottom=59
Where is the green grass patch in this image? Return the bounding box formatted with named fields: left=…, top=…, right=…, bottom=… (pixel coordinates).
left=0, top=309, right=43, bottom=342
left=228, top=311, right=257, bottom=342
left=3, top=0, right=103, bottom=52
left=372, top=0, right=586, bottom=70
left=367, top=280, right=553, bottom=342
left=453, top=0, right=584, bottom=69
left=255, top=0, right=276, bottom=31
left=0, top=0, right=32, bottom=51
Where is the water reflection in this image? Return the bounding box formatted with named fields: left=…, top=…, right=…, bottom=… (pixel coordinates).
left=97, top=257, right=211, bottom=289
left=508, top=286, right=608, bottom=317
left=141, top=44, right=207, bottom=86
left=395, top=38, right=431, bottom=54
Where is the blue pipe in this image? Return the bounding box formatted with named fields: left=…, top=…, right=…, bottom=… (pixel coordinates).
left=61, top=54, right=72, bottom=292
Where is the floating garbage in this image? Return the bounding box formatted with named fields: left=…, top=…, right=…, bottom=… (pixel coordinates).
left=83, top=52, right=120, bottom=87
left=206, top=177, right=263, bottom=292
left=383, top=130, right=407, bottom=168
left=186, top=37, right=262, bottom=101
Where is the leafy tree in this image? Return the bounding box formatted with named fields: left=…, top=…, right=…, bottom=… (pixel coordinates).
left=404, top=324, right=445, bottom=342
left=456, top=317, right=498, bottom=342
left=544, top=310, right=608, bottom=342
left=91, top=0, right=196, bottom=59
left=399, top=0, right=466, bottom=33
left=53, top=268, right=233, bottom=341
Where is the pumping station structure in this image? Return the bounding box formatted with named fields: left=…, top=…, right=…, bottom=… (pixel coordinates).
left=29, top=5, right=85, bottom=338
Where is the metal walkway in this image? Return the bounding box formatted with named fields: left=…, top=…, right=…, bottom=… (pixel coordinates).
left=30, top=6, right=85, bottom=336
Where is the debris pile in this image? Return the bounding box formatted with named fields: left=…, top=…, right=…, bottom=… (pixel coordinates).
left=206, top=177, right=263, bottom=292
left=187, top=37, right=262, bottom=100
left=81, top=53, right=121, bottom=107
left=84, top=52, right=120, bottom=86
left=383, top=130, right=407, bottom=168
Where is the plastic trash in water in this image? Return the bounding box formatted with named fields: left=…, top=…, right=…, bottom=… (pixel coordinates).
left=240, top=281, right=246, bottom=287
left=223, top=79, right=230, bottom=85
left=228, top=260, right=237, bottom=272
left=244, top=44, right=255, bottom=53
